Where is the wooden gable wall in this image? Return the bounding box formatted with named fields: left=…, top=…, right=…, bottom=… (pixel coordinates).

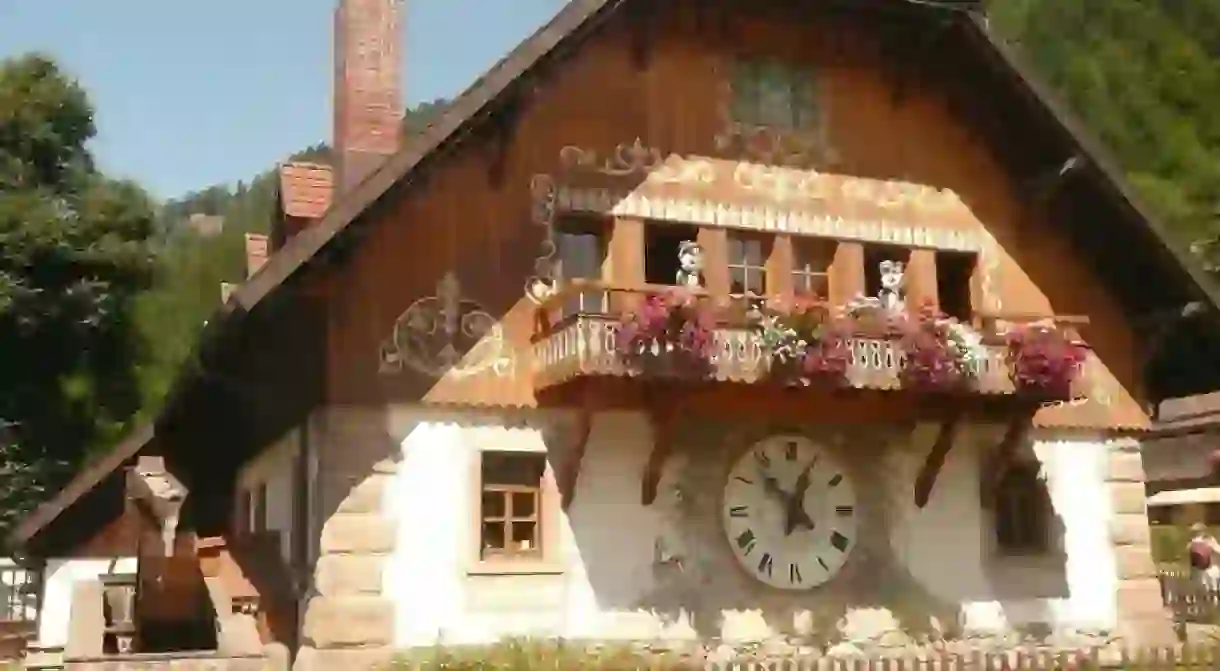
left=318, top=3, right=1151, bottom=429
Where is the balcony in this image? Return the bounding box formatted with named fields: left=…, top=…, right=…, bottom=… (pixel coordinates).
left=531, top=281, right=1086, bottom=399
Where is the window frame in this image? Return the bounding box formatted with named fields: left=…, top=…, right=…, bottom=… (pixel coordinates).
left=469, top=446, right=562, bottom=576
left=791, top=238, right=836, bottom=301
left=934, top=250, right=977, bottom=322
left=554, top=216, right=610, bottom=317
left=727, top=232, right=772, bottom=298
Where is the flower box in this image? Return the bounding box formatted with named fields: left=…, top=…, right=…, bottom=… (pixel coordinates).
left=1005, top=324, right=1088, bottom=400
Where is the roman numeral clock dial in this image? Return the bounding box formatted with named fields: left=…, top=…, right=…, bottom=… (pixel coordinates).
left=721, top=435, right=858, bottom=590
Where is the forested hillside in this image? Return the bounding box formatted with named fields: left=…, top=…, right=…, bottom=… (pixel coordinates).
left=988, top=0, right=1220, bottom=266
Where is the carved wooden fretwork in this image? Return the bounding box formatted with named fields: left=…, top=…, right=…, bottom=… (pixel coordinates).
left=379, top=272, right=514, bottom=379
left=913, top=411, right=963, bottom=509
left=550, top=184, right=983, bottom=252
left=525, top=174, right=559, bottom=305
left=641, top=396, right=680, bottom=506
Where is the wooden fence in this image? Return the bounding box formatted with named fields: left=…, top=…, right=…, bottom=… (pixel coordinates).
left=697, top=645, right=1219, bottom=669
left=1158, top=564, right=1220, bottom=623
left=394, top=644, right=1220, bottom=670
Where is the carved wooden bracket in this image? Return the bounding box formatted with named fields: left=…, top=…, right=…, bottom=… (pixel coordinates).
left=559, top=405, right=595, bottom=511
left=641, top=397, right=680, bottom=506
left=980, top=407, right=1036, bottom=509
left=913, top=411, right=963, bottom=509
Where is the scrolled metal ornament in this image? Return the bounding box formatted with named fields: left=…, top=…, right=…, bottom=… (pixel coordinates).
left=379, top=272, right=513, bottom=379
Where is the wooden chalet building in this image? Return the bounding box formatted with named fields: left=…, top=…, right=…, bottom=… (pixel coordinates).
left=10, top=0, right=1220, bottom=667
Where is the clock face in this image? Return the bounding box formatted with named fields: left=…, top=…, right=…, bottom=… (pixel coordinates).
left=722, top=435, right=858, bottom=590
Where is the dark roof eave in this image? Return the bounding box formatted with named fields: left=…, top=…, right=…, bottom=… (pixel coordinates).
left=7, top=424, right=154, bottom=551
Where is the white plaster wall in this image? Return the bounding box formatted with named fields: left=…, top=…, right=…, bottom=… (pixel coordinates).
left=36, top=557, right=137, bottom=648
left=380, top=407, right=667, bottom=648
left=891, top=429, right=1118, bottom=633
left=236, top=428, right=299, bottom=563
left=378, top=405, right=1120, bottom=648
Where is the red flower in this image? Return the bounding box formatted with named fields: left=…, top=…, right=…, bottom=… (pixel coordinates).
left=1005, top=325, right=1088, bottom=399
left=897, top=304, right=967, bottom=391
left=614, top=289, right=716, bottom=371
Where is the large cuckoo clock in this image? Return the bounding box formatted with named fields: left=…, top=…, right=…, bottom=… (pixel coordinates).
left=721, top=435, right=858, bottom=590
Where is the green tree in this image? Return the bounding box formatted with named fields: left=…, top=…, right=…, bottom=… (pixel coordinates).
left=989, top=0, right=1220, bottom=266
left=0, top=53, right=155, bottom=540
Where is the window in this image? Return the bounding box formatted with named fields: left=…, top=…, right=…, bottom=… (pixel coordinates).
left=728, top=233, right=770, bottom=296
left=555, top=216, right=609, bottom=315
left=863, top=245, right=911, bottom=298
left=480, top=452, right=546, bottom=561
left=644, top=224, right=699, bottom=286
left=730, top=59, right=818, bottom=131
left=792, top=238, right=835, bottom=301
left=0, top=566, right=40, bottom=622
left=936, top=251, right=976, bottom=321
left=994, top=463, right=1052, bottom=555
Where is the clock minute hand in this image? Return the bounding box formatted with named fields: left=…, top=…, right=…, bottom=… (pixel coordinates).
left=784, top=460, right=818, bottom=535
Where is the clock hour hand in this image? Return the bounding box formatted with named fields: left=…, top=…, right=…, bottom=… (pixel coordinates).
left=760, top=472, right=788, bottom=504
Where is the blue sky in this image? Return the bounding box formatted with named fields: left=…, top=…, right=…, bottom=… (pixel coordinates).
left=0, top=0, right=561, bottom=200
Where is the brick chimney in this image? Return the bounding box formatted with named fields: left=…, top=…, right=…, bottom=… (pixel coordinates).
left=333, top=0, right=402, bottom=195
left=245, top=233, right=269, bottom=278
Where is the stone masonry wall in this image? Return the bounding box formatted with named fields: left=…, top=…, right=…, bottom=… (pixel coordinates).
left=293, top=407, right=399, bottom=671
left=1107, top=439, right=1175, bottom=645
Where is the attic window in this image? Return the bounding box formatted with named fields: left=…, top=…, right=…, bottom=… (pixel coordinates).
left=730, top=59, right=818, bottom=131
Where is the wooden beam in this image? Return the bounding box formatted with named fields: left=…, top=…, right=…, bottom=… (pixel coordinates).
left=913, top=410, right=963, bottom=508
left=559, top=390, right=597, bottom=510
left=641, top=392, right=680, bottom=506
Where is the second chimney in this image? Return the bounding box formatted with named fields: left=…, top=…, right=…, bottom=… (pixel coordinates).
left=333, top=0, right=402, bottom=196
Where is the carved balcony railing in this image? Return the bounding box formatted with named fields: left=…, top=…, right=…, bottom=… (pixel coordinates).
left=532, top=281, right=1088, bottom=397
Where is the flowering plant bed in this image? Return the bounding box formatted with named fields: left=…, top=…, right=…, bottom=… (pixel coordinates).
left=897, top=303, right=980, bottom=392
left=753, top=299, right=852, bottom=387
left=614, top=289, right=716, bottom=375
left=1005, top=323, right=1088, bottom=400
